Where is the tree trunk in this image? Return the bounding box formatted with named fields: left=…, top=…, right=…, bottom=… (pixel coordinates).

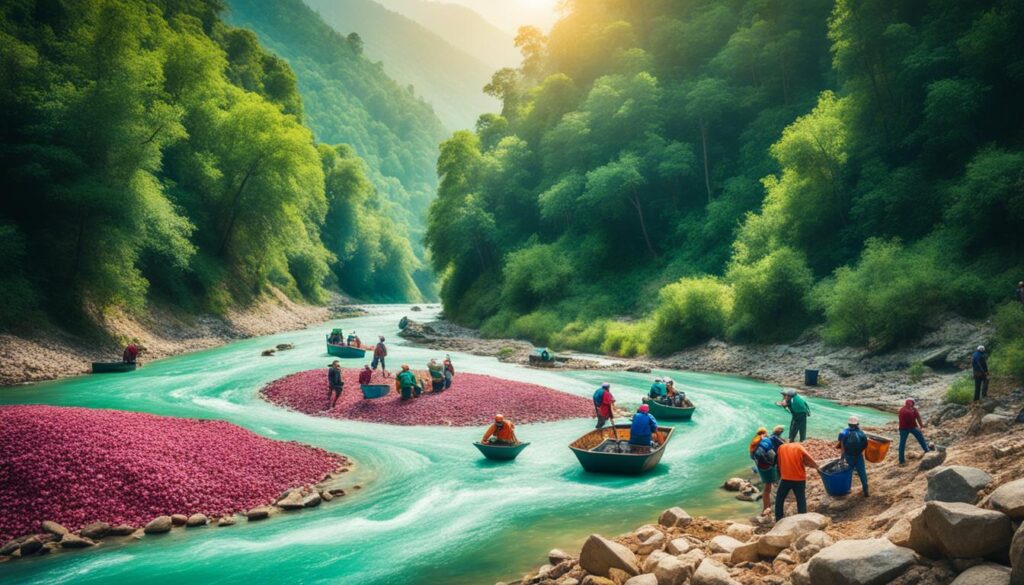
left=630, top=190, right=657, bottom=258
left=699, top=118, right=712, bottom=203
left=218, top=157, right=262, bottom=257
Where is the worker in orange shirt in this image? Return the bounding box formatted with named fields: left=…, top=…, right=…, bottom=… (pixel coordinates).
left=482, top=414, right=518, bottom=445
left=774, top=441, right=821, bottom=521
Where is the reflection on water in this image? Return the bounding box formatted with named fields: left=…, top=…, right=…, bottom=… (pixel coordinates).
left=0, top=305, right=891, bottom=585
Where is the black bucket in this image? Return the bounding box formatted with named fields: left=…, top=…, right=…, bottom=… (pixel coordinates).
left=804, top=369, right=819, bottom=386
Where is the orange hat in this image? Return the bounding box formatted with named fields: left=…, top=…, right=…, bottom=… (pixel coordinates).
left=494, top=414, right=505, bottom=422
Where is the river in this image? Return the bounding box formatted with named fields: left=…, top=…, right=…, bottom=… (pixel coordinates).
left=0, top=305, right=891, bottom=585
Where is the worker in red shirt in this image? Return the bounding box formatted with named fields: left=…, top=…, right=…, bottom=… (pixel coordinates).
left=593, top=383, right=615, bottom=429
left=775, top=441, right=820, bottom=521
left=898, top=398, right=932, bottom=465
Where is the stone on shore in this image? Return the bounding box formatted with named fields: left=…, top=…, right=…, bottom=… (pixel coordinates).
left=951, top=563, right=1011, bottom=585
left=790, top=563, right=811, bottom=585
left=807, top=539, right=915, bottom=585
left=926, top=466, right=993, bottom=504
left=653, top=555, right=694, bottom=585
left=143, top=516, right=173, bottom=534
left=757, top=513, right=829, bottom=557
left=885, top=506, right=940, bottom=557
left=301, top=492, right=322, bottom=508
left=59, top=533, right=95, bottom=548
left=1008, top=522, right=1024, bottom=585
left=170, top=514, right=188, bottom=526
left=579, top=535, right=639, bottom=578
left=246, top=507, right=271, bottom=521
left=18, top=536, right=43, bottom=556
left=708, top=535, right=744, bottom=554
left=41, top=520, right=69, bottom=536
left=691, top=559, right=739, bottom=585
left=922, top=501, right=1013, bottom=558
left=730, top=540, right=760, bottom=564
left=79, top=521, right=111, bottom=540
left=919, top=450, right=947, bottom=471
left=108, top=524, right=135, bottom=536
left=1, top=538, right=24, bottom=556
left=667, top=538, right=692, bottom=555
left=624, top=575, right=658, bottom=585
left=549, top=549, right=573, bottom=565
left=723, top=478, right=745, bottom=491
left=642, top=551, right=668, bottom=573
left=725, top=523, right=754, bottom=542
left=217, top=516, right=236, bottom=527
left=658, top=507, right=692, bottom=528
left=981, top=414, right=1013, bottom=434
left=186, top=514, right=208, bottom=527
left=987, top=479, right=1024, bottom=520
left=277, top=490, right=305, bottom=510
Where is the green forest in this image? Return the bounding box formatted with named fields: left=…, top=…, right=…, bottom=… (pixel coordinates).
left=427, top=0, right=1024, bottom=361
left=0, top=0, right=435, bottom=330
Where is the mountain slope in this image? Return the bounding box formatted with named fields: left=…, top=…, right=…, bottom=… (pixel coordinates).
left=373, top=0, right=520, bottom=71
left=303, top=0, right=499, bottom=130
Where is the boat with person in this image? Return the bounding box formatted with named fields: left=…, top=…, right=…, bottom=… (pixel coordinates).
left=326, top=336, right=367, bottom=358
left=641, top=397, right=696, bottom=420
left=568, top=424, right=674, bottom=474
left=473, top=441, right=530, bottom=461
left=360, top=384, right=391, bottom=399
left=91, top=362, right=138, bottom=374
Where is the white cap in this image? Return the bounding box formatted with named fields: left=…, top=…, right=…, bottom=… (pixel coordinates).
left=848, top=416, right=860, bottom=425
left=977, top=345, right=985, bottom=352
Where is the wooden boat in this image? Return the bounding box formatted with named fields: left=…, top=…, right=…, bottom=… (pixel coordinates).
left=92, top=362, right=137, bottom=374
left=326, top=337, right=366, bottom=358
left=473, top=441, right=530, bottom=461
left=569, top=424, right=674, bottom=475
left=360, top=384, right=391, bottom=399
left=642, top=397, right=696, bottom=420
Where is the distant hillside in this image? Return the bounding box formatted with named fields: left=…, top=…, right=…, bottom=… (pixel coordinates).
left=303, top=0, right=499, bottom=130
left=374, top=0, right=520, bottom=71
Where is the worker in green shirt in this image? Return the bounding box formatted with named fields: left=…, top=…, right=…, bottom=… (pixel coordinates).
left=397, top=365, right=418, bottom=400
left=779, top=389, right=811, bottom=442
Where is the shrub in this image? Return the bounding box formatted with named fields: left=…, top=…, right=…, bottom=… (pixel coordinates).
left=945, top=374, right=975, bottom=405
left=497, top=347, right=516, bottom=359
left=726, top=246, right=814, bottom=341
left=907, top=361, right=926, bottom=383
left=991, top=302, right=1024, bottom=384
left=649, top=277, right=733, bottom=354
left=500, top=244, right=574, bottom=309
left=601, top=320, right=651, bottom=357
left=552, top=319, right=609, bottom=353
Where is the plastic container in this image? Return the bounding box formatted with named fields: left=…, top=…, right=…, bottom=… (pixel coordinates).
left=804, top=369, right=819, bottom=386
left=864, top=433, right=892, bottom=463
left=819, top=458, right=853, bottom=496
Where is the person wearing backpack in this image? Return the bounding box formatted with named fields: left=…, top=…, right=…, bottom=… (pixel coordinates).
left=779, top=389, right=811, bottom=442
left=593, top=383, right=615, bottom=429
left=836, top=416, right=869, bottom=497
left=750, top=427, right=781, bottom=515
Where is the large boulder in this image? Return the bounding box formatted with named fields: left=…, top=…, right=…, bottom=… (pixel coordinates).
left=143, top=516, right=173, bottom=534
left=579, top=535, right=639, bottom=578
left=923, top=501, right=1013, bottom=558
left=691, top=559, right=739, bottom=585
left=654, top=555, right=695, bottom=585
left=246, top=507, right=271, bottom=521
left=757, top=513, right=829, bottom=557
left=807, top=539, right=916, bottom=585
left=981, top=414, right=1013, bottom=434
left=790, top=563, right=811, bottom=585
left=658, top=507, right=692, bottom=528
left=988, top=479, right=1024, bottom=520
left=1010, top=522, right=1024, bottom=585
left=952, top=563, right=1011, bottom=585
left=926, top=466, right=993, bottom=504
left=885, top=505, right=941, bottom=557
left=708, top=535, right=744, bottom=555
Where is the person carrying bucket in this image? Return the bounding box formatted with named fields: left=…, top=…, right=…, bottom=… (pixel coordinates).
left=775, top=441, right=820, bottom=521
left=779, top=389, right=811, bottom=442
left=898, top=399, right=932, bottom=465
left=836, top=416, right=869, bottom=497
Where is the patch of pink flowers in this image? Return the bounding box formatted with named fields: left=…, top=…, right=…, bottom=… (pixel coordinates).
left=0, top=405, right=345, bottom=541
left=261, top=368, right=593, bottom=426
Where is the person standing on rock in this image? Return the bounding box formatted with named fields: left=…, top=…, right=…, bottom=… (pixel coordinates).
left=327, top=361, right=344, bottom=409
left=897, top=399, right=932, bottom=465
left=775, top=441, right=820, bottom=520
left=779, top=389, right=811, bottom=442
left=972, top=345, right=989, bottom=403
left=372, top=336, right=388, bottom=376
left=751, top=428, right=780, bottom=515
left=836, top=416, right=869, bottom=497
left=593, top=383, right=615, bottom=429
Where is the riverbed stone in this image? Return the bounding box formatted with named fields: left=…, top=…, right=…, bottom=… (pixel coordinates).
left=624, top=575, right=658, bottom=585
left=301, top=492, right=322, bottom=508
left=549, top=549, right=573, bottom=565
left=579, top=535, right=639, bottom=578
left=790, top=563, right=811, bottom=585
left=19, top=537, right=43, bottom=556
left=170, top=514, right=188, bottom=526
left=666, top=538, right=691, bottom=555
left=246, top=507, right=271, bottom=521
left=951, top=563, right=1011, bottom=585
left=730, top=540, right=760, bottom=564
left=60, top=533, right=95, bottom=548
left=757, top=513, right=829, bottom=557
left=277, top=490, right=305, bottom=510
left=78, top=521, right=111, bottom=540
left=919, top=449, right=947, bottom=471
left=186, top=514, right=208, bottom=527
left=981, top=414, right=1013, bottom=434
left=108, top=524, right=135, bottom=536
left=657, top=507, right=692, bottom=528
left=808, top=539, right=915, bottom=585
left=217, top=516, right=236, bottom=527
left=691, top=559, right=739, bottom=585
left=922, top=501, right=1013, bottom=558
left=636, top=531, right=665, bottom=555
left=1, top=538, right=25, bottom=556
left=41, top=520, right=68, bottom=536
left=723, top=478, right=744, bottom=491
left=1010, top=523, right=1024, bottom=585
left=987, top=479, right=1024, bottom=520
left=708, top=535, right=743, bottom=554
left=653, top=555, right=693, bottom=585
left=642, top=551, right=668, bottom=573
left=926, top=466, right=993, bottom=504
left=143, top=516, right=172, bottom=534
left=885, top=505, right=940, bottom=557
left=725, top=523, right=754, bottom=542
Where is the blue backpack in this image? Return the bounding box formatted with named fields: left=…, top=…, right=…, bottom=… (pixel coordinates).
left=593, top=387, right=606, bottom=407
left=842, top=428, right=868, bottom=456
left=753, top=437, right=776, bottom=467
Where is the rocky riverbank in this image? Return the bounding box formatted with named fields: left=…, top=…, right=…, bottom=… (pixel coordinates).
left=399, top=315, right=992, bottom=413
left=0, top=288, right=362, bottom=386
left=502, top=399, right=1024, bottom=585
left=0, top=405, right=358, bottom=564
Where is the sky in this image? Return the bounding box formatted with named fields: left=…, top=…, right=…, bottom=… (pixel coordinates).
left=441, top=0, right=562, bottom=34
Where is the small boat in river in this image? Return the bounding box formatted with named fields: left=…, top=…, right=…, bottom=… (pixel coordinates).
left=326, top=337, right=366, bottom=358
left=569, top=424, right=674, bottom=475
left=642, top=397, right=696, bottom=420
left=360, top=384, right=391, bottom=399
left=473, top=441, right=530, bottom=461
left=92, top=362, right=137, bottom=374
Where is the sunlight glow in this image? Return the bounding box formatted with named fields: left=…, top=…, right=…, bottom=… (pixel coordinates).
left=517, top=0, right=557, bottom=10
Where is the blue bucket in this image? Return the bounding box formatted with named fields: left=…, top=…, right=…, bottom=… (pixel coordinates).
left=820, top=458, right=853, bottom=496
left=804, top=369, right=819, bottom=386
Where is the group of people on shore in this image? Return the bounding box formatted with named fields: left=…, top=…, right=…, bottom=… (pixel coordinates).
left=752, top=390, right=933, bottom=521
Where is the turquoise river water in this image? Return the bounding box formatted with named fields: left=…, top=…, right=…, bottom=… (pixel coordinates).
left=0, top=306, right=891, bottom=585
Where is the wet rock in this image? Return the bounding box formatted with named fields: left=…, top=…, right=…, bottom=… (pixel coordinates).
left=691, top=558, right=739, bottom=585
left=919, top=450, right=947, bottom=471
left=723, top=478, right=745, bottom=491
left=170, top=514, right=188, bottom=526
left=328, top=488, right=347, bottom=497
left=40, top=542, right=60, bottom=555
left=301, top=492, right=322, bottom=508
left=186, top=514, right=208, bottom=527
left=922, top=501, right=1013, bottom=558
left=19, top=536, right=43, bottom=556
left=41, top=520, right=69, bottom=536
left=143, top=516, right=173, bottom=534
left=321, top=491, right=334, bottom=502
left=217, top=516, right=236, bottom=527
left=884, top=506, right=940, bottom=557
left=108, top=524, right=135, bottom=536
left=808, top=539, right=916, bottom=585
left=276, top=343, right=294, bottom=351
left=246, top=507, right=271, bottom=521
left=277, top=490, right=305, bottom=510
left=987, top=479, right=1024, bottom=520
left=79, top=521, right=111, bottom=540
left=59, top=533, right=95, bottom=548
left=951, top=563, right=1010, bottom=585
left=579, top=535, right=639, bottom=578
left=926, top=466, right=993, bottom=503
left=757, top=513, right=830, bottom=557
left=1, top=538, right=25, bottom=556
left=657, top=507, right=692, bottom=528
left=708, top=535, right=744, bottom=554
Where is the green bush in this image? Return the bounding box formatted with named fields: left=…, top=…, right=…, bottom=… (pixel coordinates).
left=601, top=320, right=651, bottom=357
left=991, top=302, right=1024, bottom=384
left=727, top=247, right=815, bottom=341
left=552, top=319, right=609, bottom=353
left=649, top=277, right=733, bottom=354
left=993, top=301, right=1024, bottom=344
left=500, top=244, right=574, bottom=309
left=945, top=374, right=975, bottom=405
left=907, top=361, right=926, bottom=383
